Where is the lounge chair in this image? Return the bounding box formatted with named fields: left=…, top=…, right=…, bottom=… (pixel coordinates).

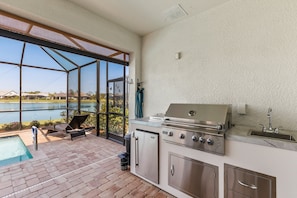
left=47, top=114, right=89, bottom=140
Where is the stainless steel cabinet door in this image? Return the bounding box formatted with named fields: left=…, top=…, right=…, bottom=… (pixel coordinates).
left=135, top=130, right=159, bottom=184
left=224, top=164, right=276, bottom=198
left=169, top=153, right=218, bottom=198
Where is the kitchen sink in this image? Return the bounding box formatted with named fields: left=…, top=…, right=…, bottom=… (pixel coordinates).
left=250, top=130, right=296, bottom=142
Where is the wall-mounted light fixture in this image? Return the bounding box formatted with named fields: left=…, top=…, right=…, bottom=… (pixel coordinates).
left=175, top=52, right=181, bottom=60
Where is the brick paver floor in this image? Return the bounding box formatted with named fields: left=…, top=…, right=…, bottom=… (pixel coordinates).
left=0, top=129, right=175, bottom=198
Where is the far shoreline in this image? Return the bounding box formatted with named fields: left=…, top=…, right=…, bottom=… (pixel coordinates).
left=0, top=99, right=96, bottom=103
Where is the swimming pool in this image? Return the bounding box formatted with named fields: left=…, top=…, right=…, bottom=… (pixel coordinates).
left=0, top=135, right=33, bottom=167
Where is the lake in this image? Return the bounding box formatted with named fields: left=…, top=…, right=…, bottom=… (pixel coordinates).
left=0, top=102, right=96, bottom=124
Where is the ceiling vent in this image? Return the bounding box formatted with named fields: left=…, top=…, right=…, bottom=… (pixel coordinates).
left=163, top=4, right=188, bottom=23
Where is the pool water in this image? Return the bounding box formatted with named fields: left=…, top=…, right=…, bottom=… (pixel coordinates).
left=0, top=135, right=33, bottom=167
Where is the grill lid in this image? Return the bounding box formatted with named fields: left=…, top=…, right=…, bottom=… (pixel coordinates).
left=164, top=104, right=232, bottom=130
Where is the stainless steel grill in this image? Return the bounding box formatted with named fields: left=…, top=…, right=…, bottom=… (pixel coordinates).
left=162, top=103, right=232, bottom=155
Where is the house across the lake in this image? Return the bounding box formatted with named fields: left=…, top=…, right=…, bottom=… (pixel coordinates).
left=50, top=92, right=91, bottom=100
left=0, top=90, right=18, bottom=98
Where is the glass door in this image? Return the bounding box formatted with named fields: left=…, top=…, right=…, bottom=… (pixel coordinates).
left=107, top=77, right=126, bottom=143
left=98, top=61, right=128, bottom=143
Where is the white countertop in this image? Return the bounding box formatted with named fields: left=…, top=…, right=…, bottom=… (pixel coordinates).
left=227, top=125, right=297, bottom=152
left=130, top=118, right=297, bottom=152
left=130, top=117, right=163, bottom=128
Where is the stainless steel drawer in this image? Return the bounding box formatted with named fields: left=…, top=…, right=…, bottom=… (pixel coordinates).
left=169, top=153, right=218, bottom=198
left=225, top=164, right=276, bottom=198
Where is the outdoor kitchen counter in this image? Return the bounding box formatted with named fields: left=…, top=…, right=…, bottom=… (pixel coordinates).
left=129, top=117, right=163, bottom=128
left=129, top=119, right=297, bottom=198
left=227, top=125, right=297, bottom=152
left=130, top=119, right=297, bottom=152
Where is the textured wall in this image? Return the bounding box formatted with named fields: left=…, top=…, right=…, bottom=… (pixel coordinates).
left=142, top=0, right=297, bottom=131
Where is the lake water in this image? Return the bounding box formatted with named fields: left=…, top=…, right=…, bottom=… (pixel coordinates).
left=0, top=102, right=96, bottom=124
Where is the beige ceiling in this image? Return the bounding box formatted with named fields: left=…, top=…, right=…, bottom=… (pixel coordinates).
left=67, top=0, right=231, bottom=36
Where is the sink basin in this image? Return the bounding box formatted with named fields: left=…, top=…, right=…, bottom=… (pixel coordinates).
left=250, top=131, right=296, bottom=142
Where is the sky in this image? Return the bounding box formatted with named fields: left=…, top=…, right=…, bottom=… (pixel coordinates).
left=0, top=36, right=127, bottom=94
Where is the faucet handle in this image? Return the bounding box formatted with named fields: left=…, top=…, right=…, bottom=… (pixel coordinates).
left=274, top=126, right=283, bottom=133
left=274, top=128, right=279, bottom=133
left=267, top=107, right=272, bottom=116
left=259, top=124, right=266, bottom=132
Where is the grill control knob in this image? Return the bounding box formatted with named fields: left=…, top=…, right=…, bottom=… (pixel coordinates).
left=192, top=135, right=198, bottom=142
left=199, top=137, right=206, bottom=143
left=207, top=138, right=214, bottom=145
left=168, top=131, right=173, bottom=136
left=179, top=133, right=185, bottom=139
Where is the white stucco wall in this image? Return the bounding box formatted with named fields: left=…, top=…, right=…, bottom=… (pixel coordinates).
left=142, top=0, right=297, bottom=131
left=0, top=0, right=141, bottom=119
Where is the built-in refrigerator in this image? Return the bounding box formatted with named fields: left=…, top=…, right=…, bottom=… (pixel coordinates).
left=134, top=129, right=159, bottom=184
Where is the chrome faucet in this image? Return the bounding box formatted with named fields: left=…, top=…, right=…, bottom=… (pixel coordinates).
left=267, top=107, right=273, bottom=131
left=260, top=107, right=279, bottom=133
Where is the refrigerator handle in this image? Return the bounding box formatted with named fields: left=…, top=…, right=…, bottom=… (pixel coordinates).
left=135, top=136, right=139, bottom=166
left=170, top=164, right=175, bottom=176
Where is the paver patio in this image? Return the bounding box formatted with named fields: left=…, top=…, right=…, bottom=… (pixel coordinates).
left=0, top=129, right=174, bottom=198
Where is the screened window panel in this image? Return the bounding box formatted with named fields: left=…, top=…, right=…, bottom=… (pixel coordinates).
left=108, top=81, right=124, bottom=114
left=21, top=67, right=67, bottom=124
left=0, top=63, right=20, bottom=125
left=108, top=62, right=124, bottom=80
left=0, top=112, right=19, bottom=126
left=55, top=50, right=95, bottom=67
left=0, top=36, right=24, bottom=63
left=108, top=114, right=124, bottom=136
left=22, top=44, right=64, bottom=70
left=100, top=61, right=107, bottom=113
left=80, top=111, right=95, bottom=128
left=68, top=69, right=78, bottom=111
left=21, top=109, right=65, bottom=123
left=99, top=113, right=106, bottom=137
left=0, top=64, right=19, bottom=101
left=81, top=63, right=96, bottom=112
left=125, top=66, right=129, bottom=114
left=42, top=47, right=77, bottom=71
left=22, top=67, right=66, bottom=94
left=108, top=63, right=124, bottom=114
left=69, top=70, right=78, bottom=96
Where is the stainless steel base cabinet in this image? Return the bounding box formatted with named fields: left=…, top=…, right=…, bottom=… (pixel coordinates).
left=135, top=129, right=159, bottom=184
left=168, top=153, right=218, bottom=198
left=224, top=164, right=276, bottom=198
